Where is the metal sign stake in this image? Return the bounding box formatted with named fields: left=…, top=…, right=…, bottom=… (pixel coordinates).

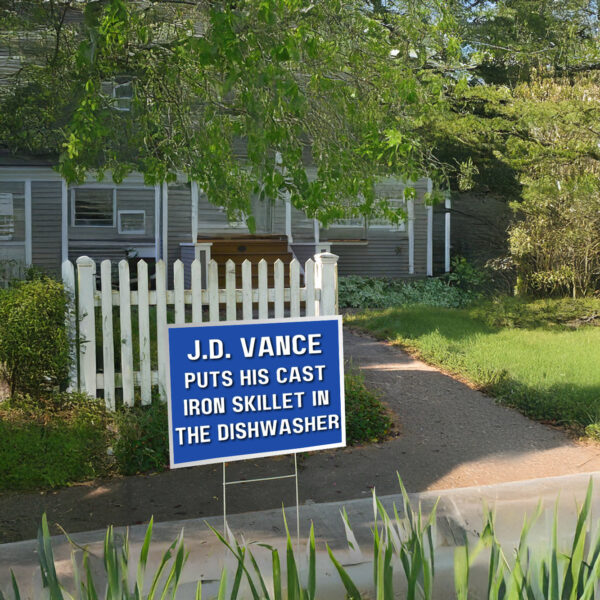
left=222, top=454, right=301, bottom=550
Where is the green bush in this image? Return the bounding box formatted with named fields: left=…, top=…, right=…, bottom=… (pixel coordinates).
left=111, top=374, right=390, bottom=476
left=444, top=255, right=491, bottom=294
left=338, top=275, right=477, bottom=309
left=345, top=370, right=392, bottom=444
left=113, top=400, right=169, bottom=475
left=0, top=393, right=111, bottom=491
left=0, top=277, right=71, bottom=397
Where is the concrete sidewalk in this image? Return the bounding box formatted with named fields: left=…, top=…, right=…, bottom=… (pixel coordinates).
left=2, top=472, right=599, bottom=599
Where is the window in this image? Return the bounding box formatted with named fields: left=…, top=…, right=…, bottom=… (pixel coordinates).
left=113, top=80, right=133, bottom=111
left=332, top=215, right=364, bottom=227
left=72, top=188, right=115, bottom=227
left=369, top=197, right=407, bottom=231
left=101, top=78, right=133, bottom=111
left=118, top=210, right=146, bottom=234
left=0, top=193, right=14, bottom=240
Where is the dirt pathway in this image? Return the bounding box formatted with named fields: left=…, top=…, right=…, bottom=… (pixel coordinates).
left=1, top=327, right=599, bottom=544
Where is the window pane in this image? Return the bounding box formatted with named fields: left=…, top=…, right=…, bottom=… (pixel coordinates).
left=119, top=211, right=145, bottom=233
left=0, top=193, right=14, bottom=239
left=74, top=189, right=113, bottom=226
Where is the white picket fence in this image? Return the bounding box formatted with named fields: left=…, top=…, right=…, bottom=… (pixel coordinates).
left=62, top=253, right=339, bottom=410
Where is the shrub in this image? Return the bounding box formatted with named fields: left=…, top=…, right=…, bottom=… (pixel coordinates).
left=345, top=370, right=392, bottom=444
left=113, top=400, right=169, bottom=475
left=111, top=374, right=391, bottom=474
left=338, top=275, right=477, bottom=309
left=0, top=392, right=111, bottom=490
left=444, top=256, right=490, bottom=294
left=0, top=277, right=71, bottom=397
left=509, top=175, right=600, bottom=297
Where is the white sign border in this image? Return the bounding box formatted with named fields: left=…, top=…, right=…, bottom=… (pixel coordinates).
left=166, top=315, right=345, bottom=469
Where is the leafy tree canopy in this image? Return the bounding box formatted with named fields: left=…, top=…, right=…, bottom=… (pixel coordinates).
left=0, top=0, right=460, bottom=224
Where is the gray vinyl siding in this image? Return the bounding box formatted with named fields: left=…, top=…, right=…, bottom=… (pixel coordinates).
left=290, top=204, right=314, bottom=241
left=197, top=191, right=239, bottom=233
left=333, top=239, right=408, bottom=277
left=167, top=184, right=192, bottom=283
left=31, top=181, right=62, bottom=276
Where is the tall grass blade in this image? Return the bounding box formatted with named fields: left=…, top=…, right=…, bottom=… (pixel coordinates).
left=272, top=548, right=282, bottom=600
left=209, top=525, right=262, bottom=600
left=283, top=509, right=301, bottom=600
left=454, top=541, right=469, bottom=600
left=147, top=536, right=179, bottom=599
left=565, top=478, right=593, bottom=600
left=9, top=571, right=21, bottom=600
left=246, top=546, right=272, bottom=600
left=307, top=523, right=316, bottom=600
left=229, top=547, right=245, bottom=600
left=217, top=568, right=228, bottom=600
left=136, top=517, right=154, bottom=599
left=327, top=544, right=362, bottom=600
left=158, top=532, right=188, bottom=600
left=82, top=552, right=99, bottom=600
left=37, top=514, right=65, bottom=600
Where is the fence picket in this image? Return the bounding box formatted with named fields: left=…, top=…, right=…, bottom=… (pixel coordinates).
left=258, top=259, right=268, bottom=319
left=137, top=260, right=152, bottom=406
left=76, top=257, right=96, bottom=397
left=100, top=260, right=115, bottom=410
left=305, top=258, right=316, bottom=317
left=191, top=258, right=203, bottom=323
left=290, top=259, right=300, bottom=318
left=208, top=260, right=219, bottom=322
left=61, top=260, right=77, bottom=392
left=274, top=259, right=284, bottom=318
left=119, top=260, right=134, bottom=407
left=226, top=260, right=236, bottom=321
left=241, top=260, right=252, bottom=320
left=156, top=260, right=168, bottom=401
left=174, top=259, right=185, bottom=324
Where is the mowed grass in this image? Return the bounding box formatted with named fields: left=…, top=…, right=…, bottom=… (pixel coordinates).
left=346, top=298, right=600, bottom=432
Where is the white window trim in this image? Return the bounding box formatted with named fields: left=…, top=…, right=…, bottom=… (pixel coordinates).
left=118, top=209, right=146, bottom=235
left=71, top=187, right=116, bottom=228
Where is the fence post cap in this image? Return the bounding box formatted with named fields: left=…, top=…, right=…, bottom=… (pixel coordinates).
left=76, top=256, right=96, bottom=272
left=314, top=252, right=339, bottom=265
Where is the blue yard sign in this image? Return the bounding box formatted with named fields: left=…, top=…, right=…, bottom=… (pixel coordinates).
left=166, top=316, right=345, bottom=468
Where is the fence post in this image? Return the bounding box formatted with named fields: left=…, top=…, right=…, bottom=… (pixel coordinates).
left=76, top=256, right=96, bottom=397
left=315, top=252, right=339, bottom=316
left=62, top=260, right=77, bottom=392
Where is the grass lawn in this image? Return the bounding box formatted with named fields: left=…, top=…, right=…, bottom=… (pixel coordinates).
left=346, top=297, right=600, bottom=434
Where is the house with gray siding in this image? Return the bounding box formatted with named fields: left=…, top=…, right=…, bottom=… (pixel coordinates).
left=0, top=155, right=450, bottom=285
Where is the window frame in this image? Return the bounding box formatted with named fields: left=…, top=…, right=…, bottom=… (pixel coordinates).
left=112, top=80, right=133, bottom=112
left=118, top=209, right=146, bottom=235
left=0, top=192, right=15, bottom=240
left=71, top=186, right=117, bottom=228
